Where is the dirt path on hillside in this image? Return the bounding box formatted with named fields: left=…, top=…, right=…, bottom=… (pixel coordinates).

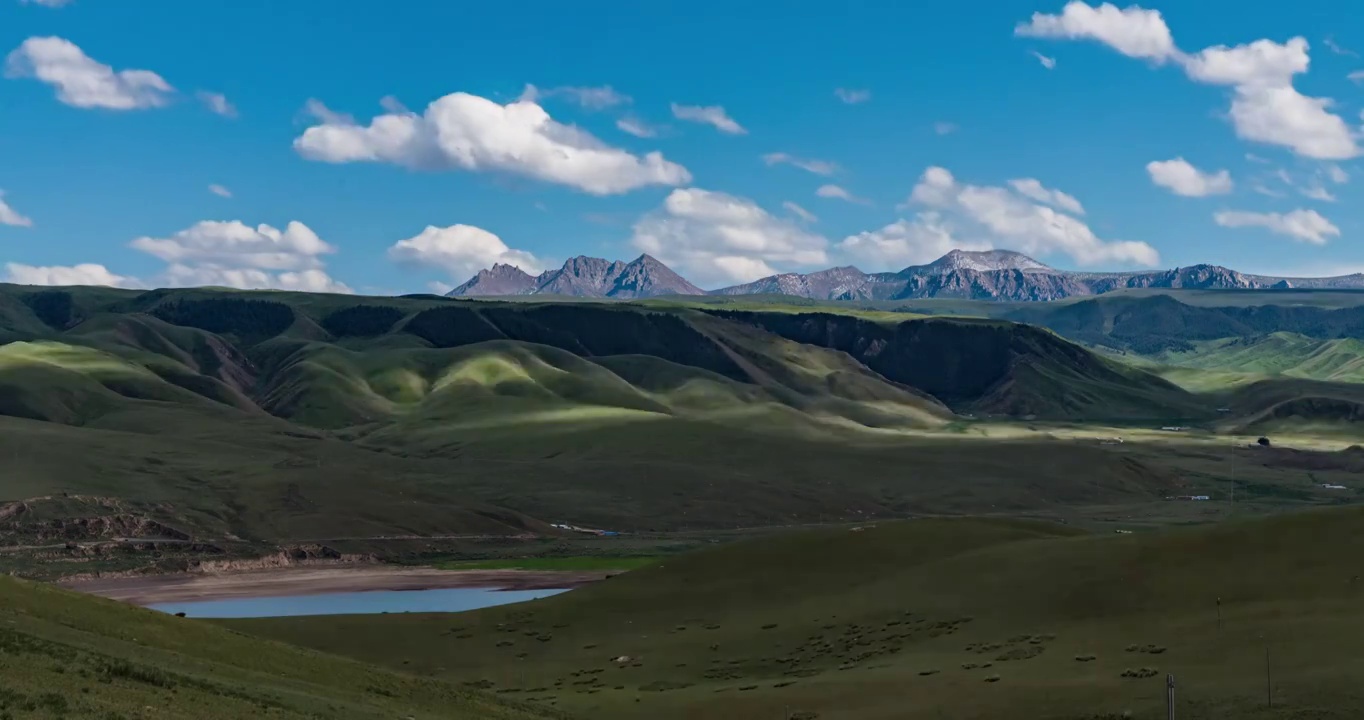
left=59, top=566, right=611, bottom=605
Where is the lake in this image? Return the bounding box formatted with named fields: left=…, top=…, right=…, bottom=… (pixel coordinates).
left=148, top=586, right=569, bottom=619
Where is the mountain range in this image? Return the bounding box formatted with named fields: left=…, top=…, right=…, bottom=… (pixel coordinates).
left=447, top=250, right=1364, bottom=302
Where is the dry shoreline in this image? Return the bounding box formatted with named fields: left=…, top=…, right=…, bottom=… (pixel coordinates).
left=59, top=566, right=609, bottom=605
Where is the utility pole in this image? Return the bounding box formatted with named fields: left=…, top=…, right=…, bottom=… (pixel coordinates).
left=1265, top=645, right=1273, bottom=708
left=1166, top=673, right=1175, bottom=720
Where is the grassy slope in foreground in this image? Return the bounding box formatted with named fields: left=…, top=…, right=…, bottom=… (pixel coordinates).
left=0, top=576, right=555, bottom=720
left=230, top=511, right=1364, bottom=720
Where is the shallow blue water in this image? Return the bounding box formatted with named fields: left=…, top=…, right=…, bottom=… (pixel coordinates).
left=148, top=587, right=568, bottom=619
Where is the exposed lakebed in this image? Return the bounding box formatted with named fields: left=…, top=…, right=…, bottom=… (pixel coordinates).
left=149, top=586, right=569, bottom=618
left=61, top=566, right=604, bottom=618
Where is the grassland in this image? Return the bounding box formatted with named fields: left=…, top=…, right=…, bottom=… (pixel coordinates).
left=229, top=509, right=1364, bottom=720
left=0, top=574, right=556, bottom=719
left=2, top=284, right=1364, bottom=581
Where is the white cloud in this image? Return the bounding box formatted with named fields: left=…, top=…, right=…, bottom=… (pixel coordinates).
left=670, top=103, right=746, bottom=134
left=815, top=184, right=870, bottom=205
left=834, top=88, right=871, bottom=104
left=1007, top=178, right=1086, bottom=214
left=208, top=184, right=232, bottom=198
left=782, top=201, right=817, bottom=223
left=387, top=224, right=544, bottom=279
left=131, top=220, right=334, bottom=271
left=17, top=0, right=73, bottom=7
left=294, top=92, right=691, bottom=195
left=1213, top=208, right=1340, bottom=244
left=761, top=152, right=838, bottom=176
left=378, top=95, right=409, bottom=114
left=519, top=83, right=631, bottom=110
left=1325, top=164, right=1349, bottom=183
left=1031, top=51, right=1057, bottom=69
left=4, top=263, right=138, bottom=287
left=0, top=190, right=33, bottom=227
left=427, top=280, right=455, bottom=295
left=1350, top=70, right=1364, bottom=84
left=907, top=166, right=1159, bottom=266
left=615, top=115, right=657, bottom=138
left=161, top=265, right=351, bottom=293
left=1298, top=184, right=1336, bottom=202
left=1323, top=37, right=1357, bottom=57
left=1145, top=157, right=1234, bottom=196
left=1245, top=152, right=1271, bottom=163
left=1019, top=6, right=1358, bottom=160
left=196, top=90, right=237, bottom=118
left=1015, top=1, right=1177, bottom=61
left=127, top=220, right=350, bottom=293
left=837, top=213, right=990, bottom=270
left=934, top=121, right=958, bottom=135
left=1252, top=183, right=1286, bottom=198
left=629, top=188, right=829, bottom=286
left=4, top=36, right=173, bottom=110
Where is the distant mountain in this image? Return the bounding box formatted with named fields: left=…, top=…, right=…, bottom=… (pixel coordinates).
left=718, top=250, right=1364, bottom=302
left=447, top=254, right=704, bottom=299
left=449, top=249, right=1364, bottom=302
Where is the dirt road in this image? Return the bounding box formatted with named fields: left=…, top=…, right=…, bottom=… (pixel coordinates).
left=60, top=566, right=610, bottom=605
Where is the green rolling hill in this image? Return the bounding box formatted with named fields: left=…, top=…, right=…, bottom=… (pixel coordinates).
left=2, top=283, right=1363, bottom=580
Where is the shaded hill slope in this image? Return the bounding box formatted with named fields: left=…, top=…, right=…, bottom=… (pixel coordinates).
left=703, top=309, right=1208, bottom=420
left=231, top=508, right=1364, bottom=720
left=0, top=575, right=558, bottom=719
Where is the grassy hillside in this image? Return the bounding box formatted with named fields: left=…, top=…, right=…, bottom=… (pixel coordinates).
left=229, top=510, right=1364, bottom=720
left=0, top=574, right=556, bottom=719
left=3, top=283, right=1363, bottom=580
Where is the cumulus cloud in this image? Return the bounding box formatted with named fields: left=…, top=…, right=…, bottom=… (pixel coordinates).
left=1007, top=178, right=1086, bottom=214
left=934, top=121, right=958, bottom=135
left=1146, top=158, right=1234, bottom=196
left=1213, top=208, right=1340, bottom=244
left=837, top=213, right=991, bottom=270
left=834, top=88, right=871, bottom=104
left=4, top=262, right=138, bottom=288
left=4, top=36, right=173, bottom=110
left=670, top=103, right=746, bottom=134
left=294, top=92, right=690, bottom=195
left=0, top=191, right=33, bottom=227
left=1015, top=1, right=1177, bottom=61
left=906, top=166, right=1159, bottom=266
left=630, top=188, right=829, bottom=286
left=1325, top=164, right=1349, bottom=184
left=196, top=90, right=237, bottom=118
left=1031, top=51, right=1057, bottom=69
left=615, top=115, right=658, bottom=138
left=129, top=220, right=350, bottom=292
left=782, top=201, right=818, bottom=223
left=519, top=84, right=630, bottom=110
left=761, top=152, right=839, bottom=176
left=1350, top=70, right=1364, bottom=85
left=1017, top=3, right=1359, bottom=159
left=161, top=265, right=351, bottom=293
left=387, top=224, right=544, bottom=280
left=208, top=184, right=232, bottom=198
left=18, top=0, right=73, bottom=7
left=815, top=184, right=868, bottom=204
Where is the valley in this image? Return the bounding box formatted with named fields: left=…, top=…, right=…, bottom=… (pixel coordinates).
left=3, top=281, right=1364, bottom=719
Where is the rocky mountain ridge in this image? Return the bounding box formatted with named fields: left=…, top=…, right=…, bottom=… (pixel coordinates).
left=447, top=249, right=1364, bottom=302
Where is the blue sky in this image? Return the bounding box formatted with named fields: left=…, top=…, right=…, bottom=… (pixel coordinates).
left=2, top=0, right=1363, bottom=294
